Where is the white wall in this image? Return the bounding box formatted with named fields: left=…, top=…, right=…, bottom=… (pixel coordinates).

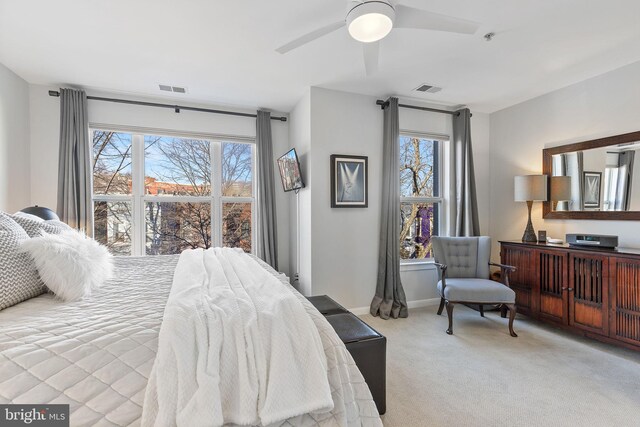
left=288, top=89, right=312, bottom=295
left=489, top=60, right=640, bottom=257
left=29, top=84, right=291, bottom=277
left=307, top=88, right=384, bottom=309
left=289, top=87, right=491, bottom=310
left=0, top=63, right=30, bottom=212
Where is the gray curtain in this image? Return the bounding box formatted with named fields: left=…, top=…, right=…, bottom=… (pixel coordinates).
left=565, top=152, right=584, bottom=210
left=553, top=154, right=569, bottom=211
left=615, top=151, right=635, bottom=211
left=553, top=152, right=583, bottom=211
left=452, top=108, right=480, bottom=236
left=370, top=97, right=408, bottom=319
left=256, top=110, right=278, bottom=270
left=57, top=88, right=93, bottom=235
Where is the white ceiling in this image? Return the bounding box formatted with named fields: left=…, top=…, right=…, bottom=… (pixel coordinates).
left=1, top=0, right=639, bottom=113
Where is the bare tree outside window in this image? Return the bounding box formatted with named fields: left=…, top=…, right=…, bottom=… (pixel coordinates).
left=222, top=142, right=252, bottom=197
left=221, top=142, right=253, bottom=252
left=399, top=136, right=440, bottom=260
left=93, top=131, right=134, bottom=254
left=92, top=130, right=255, bottom=256
left=145, top=136, right=211, bottom=196
left=144, top=137, right=213, bottom=255
left=222, top=202, right=252, bottom=253
left=145, top=201, right=212, bottom=255
left=93, top=131, right=132, bottom=195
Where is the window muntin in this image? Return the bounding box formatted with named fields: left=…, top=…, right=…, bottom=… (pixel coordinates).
left=92, top=129, right=255, bottom=256
left=399, top=135, right=444, bottom=261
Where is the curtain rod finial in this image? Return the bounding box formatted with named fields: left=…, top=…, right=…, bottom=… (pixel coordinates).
left=375, top=99, right=389, bottom=110
left=48, top=90, right=60, bottom=97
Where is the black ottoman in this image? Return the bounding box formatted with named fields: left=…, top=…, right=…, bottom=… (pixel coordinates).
left=306, top=295, right=349, bottom=315
left=325, top=312, right=386, bottom=415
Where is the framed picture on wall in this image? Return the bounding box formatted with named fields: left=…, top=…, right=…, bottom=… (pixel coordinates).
left=330, top=154, right=368, bottom=208
left=583, top=171, right=602, bottom=209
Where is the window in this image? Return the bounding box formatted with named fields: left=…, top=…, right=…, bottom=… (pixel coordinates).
left=92, top=129, right=255, bottom=256
left=399, top=134, right=444, bottom=261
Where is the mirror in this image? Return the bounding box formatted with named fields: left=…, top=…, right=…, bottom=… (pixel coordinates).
left=543, top=131, right=640, bottom=220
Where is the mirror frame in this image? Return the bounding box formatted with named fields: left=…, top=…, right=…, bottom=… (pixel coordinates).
left=542, top=130, right=640, bottom=220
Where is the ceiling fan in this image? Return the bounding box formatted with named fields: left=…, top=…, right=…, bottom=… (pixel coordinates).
left=276, top=0, right=480, bottom=75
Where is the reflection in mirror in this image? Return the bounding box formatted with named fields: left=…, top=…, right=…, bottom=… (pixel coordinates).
left=551, top=143, right=638, bottom=212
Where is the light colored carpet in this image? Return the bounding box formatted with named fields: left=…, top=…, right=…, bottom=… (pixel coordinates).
left=359, top=305, right=640, bottom=427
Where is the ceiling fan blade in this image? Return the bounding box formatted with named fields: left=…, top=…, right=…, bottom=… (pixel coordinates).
left=394, top=5, right=479, bottom=34
left=276, top=21, right=346, bottom=54
left=363, top=41, right=379, bottom=76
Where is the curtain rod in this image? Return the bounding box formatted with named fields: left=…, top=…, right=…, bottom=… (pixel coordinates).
left=48, top=90, right=287, bottom=122
left=375, top=99, right=467, bottom=117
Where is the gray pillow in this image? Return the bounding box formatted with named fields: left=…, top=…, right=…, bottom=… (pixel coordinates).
left=0, top=212, right=45, bottom=310
left=10, top=213, right=71, bottom=238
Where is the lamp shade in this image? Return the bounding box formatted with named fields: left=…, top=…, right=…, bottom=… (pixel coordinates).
left=550, top=176, right=572, bottom=202
left=514, top=175, right=548, bottom=202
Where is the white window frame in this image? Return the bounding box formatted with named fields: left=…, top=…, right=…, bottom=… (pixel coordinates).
left=91, top=126, right=256, bottom=256
left=399, top=131, right=448, bottom=266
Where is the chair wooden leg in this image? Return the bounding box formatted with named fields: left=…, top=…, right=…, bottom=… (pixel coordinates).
left=500, top=304, right=508, bottom=318
left=506, top=303, right=518, bottom=337
left=445, top=302, right=455, bottom=335
left=479, top=304, right=484, bottom=317
left=437, top=297, right=445, bottom=315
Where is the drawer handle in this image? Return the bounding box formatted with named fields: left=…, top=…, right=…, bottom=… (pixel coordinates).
left=562, top=287, right=575, bottom=291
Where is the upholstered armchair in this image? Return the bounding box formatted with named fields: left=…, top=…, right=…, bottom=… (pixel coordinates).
left=431, top=236, right=518, bottom=337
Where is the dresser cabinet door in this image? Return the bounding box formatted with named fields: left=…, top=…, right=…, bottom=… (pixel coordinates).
left=610, top=258, right=640, bottom=346
left=501, top=244, right=538, bottom=316
left=538, top=249, right=568, bottom=324
left=569, top=253, right=609, bottom=335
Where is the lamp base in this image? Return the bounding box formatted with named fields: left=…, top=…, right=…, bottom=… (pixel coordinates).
left=522, top=201, right=538, bottom=243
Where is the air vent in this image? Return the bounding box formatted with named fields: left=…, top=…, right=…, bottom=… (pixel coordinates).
left=414, top=84, right=442, bottom=94
left=158, top=84, right=188, bottom=94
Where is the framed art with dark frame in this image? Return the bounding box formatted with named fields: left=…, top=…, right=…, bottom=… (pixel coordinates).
left=583, top=171, right=602, bottom=210
left=330, top=154, right=368, bottom=208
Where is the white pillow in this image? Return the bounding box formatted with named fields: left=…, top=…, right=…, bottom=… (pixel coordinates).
left=20, top=230, right=113, bottom=302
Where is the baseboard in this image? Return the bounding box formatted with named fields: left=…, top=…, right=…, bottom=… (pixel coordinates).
left=349, top=297, right=441, bottom=316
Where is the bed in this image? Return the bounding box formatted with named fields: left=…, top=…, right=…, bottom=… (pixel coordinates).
left=0, top=251, right=382, bottom=426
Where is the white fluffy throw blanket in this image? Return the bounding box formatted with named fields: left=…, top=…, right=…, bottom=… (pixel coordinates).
left=142, top=248, right=333, bottom=426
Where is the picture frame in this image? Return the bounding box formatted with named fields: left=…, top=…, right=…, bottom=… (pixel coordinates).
left=583, top=171, right=602, bottom=209
left=330, top=154, right=368, bottom=208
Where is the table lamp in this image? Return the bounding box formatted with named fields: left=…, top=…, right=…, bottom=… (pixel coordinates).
left=514, top=175, right=548, bottom=242
left=550, top=176, right=572, bottom=211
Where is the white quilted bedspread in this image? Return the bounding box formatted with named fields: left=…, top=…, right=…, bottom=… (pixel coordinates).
left=0, top=255, right=381, bottom=427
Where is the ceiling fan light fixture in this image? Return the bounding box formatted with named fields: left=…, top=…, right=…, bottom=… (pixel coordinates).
left=347, top=1, right=395, bottom=43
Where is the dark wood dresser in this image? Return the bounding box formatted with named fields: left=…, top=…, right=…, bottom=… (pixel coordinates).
left=500, top=241, right=640, bottom=351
